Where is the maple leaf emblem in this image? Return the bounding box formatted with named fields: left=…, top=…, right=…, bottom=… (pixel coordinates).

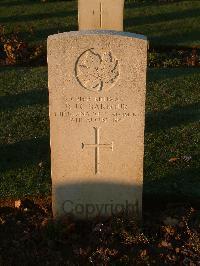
left=75, top=49, right=120, bottom=92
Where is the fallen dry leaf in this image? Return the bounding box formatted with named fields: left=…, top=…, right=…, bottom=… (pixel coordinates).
left=169, top=157, right=179, bottom=163
left=140, top=249, right=147, bottom=257
left=14, top=200, right=21, bottom=209
left=175, top=247, right=180, bottom=253
left=159, top=241, right=172, bottom=248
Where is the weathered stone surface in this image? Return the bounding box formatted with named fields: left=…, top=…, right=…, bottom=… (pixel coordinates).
left=48, top=31, right=147, bottom=219
left=78, top=0, right=124, bottom=31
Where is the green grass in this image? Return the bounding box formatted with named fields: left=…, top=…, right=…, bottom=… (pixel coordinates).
left=0, top=0, right=199, bottom=47
left=0, top=67, right=199, bottom=206
left=0, top=67, right=50, bottom=197
left=125, top=1, right=200, bottom=47
left=145, top=68, right=200, bottom=207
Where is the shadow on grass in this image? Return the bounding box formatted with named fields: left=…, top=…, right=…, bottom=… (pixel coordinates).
left=146, top=102, right=200, bottom=132
left=0, top=0, right=39, bottom=7
left=125, top=7, right=200, bottom=28
left=0, top=66, right=18, bottom=74
left=150, top=28, right=200, bottom=46
left=148, top=68, right=200, bottom=82
left=143, top=166, right=200, bottom=210
left=125, top=1, right=153, bottom=9
left=0, top=89, right=48, bottom=111
left=0, top=136, right=50, bottom=172
left=0, top=137, right=199, bottom=209
left=0, top=0, right=76, bottom=7
left=20, top=25, right=77, bottom=43
left=0, top=10, right=76, bottom=24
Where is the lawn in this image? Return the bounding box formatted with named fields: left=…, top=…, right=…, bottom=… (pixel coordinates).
left=0, top=1, right=200, bottom=264
left=0, top=67, right=199, bottom=207
left=0, top=0, right=199, bottom=47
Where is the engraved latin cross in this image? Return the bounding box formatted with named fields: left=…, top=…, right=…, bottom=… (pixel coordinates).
left=82, top=127, right=114, bottom=174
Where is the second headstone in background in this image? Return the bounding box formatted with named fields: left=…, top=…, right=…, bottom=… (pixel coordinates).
left=78, top=0, right=124, bottom=31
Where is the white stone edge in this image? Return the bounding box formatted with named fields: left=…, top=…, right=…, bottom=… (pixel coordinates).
left=48, top=30, right=147, bottom=41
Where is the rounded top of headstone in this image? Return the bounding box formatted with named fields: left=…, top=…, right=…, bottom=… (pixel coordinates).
left=48, top=30, right=147, bottom=42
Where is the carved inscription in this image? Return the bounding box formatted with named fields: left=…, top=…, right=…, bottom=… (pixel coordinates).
left=54, top=96, right=136, bottom=124
left=82, top=127, right=113, bottom=174
left=75, top=49, right=119, bottom=92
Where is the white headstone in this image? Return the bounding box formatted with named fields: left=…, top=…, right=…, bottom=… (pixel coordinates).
left=78, top=0, right=124, bottom=31
left=48, top=31, right=147, bottom=219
